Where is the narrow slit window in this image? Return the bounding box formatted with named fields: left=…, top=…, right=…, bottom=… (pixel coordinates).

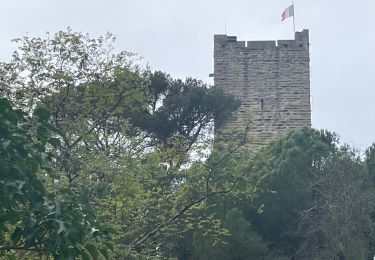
left=260, top=98, right=264, bottom=110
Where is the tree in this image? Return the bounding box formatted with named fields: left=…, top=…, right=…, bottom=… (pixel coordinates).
left=297, top=145, right=375, bottom=259
left=241, top=128, right=337, bottom=256
left=0, top=28, right=146, bottom=186
left=129, top=71, right=240, bottom=169
left=0, top=98, right=110, bottom=259
left=0, top=29, right=244, bottom=258
left=239, top=128, right=375, bottom=259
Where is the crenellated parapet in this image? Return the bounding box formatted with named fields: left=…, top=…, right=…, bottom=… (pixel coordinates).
left=214, top=30, right=311, bottom=148
left=215, top=29, right=309, bottom=49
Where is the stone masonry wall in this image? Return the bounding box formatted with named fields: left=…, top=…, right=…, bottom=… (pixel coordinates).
left=214, top=30, right=311, bottom=147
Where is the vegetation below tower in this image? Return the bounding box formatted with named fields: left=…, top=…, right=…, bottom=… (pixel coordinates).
left=1, top=29, right=374, bottom=259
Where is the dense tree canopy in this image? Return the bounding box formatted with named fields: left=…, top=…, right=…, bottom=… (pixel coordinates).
left=0, top=98, right=111, bottom=259
left=1, top=29, right=375, bottom=260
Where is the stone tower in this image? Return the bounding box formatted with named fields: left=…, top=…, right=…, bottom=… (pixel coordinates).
left=213, top=30, right=311, bottom=147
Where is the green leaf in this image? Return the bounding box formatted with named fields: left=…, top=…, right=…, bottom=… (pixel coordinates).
left=6, top=254, right=16, bottom=260
left=33, top=106, right=50, bottom=121
left=104, top=242, right=114, bottom=251
left=81, top=250, right=92, bottom=260
left=11, top=227, right=23, bottom=243
left=86, top=243, right=99, bottom=259
left=99, top=247, right=109, bottom=258
left=47, top=137, right=60, bottom=148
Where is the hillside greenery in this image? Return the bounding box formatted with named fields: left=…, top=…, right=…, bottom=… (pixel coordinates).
left=1, top=29, right=375, bottom=260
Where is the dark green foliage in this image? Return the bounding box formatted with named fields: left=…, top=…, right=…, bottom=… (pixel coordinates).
left=130, top=71, right=240, bottom=145
left=176, top=206, right=273, bottom=260
left=2, top=29, right=375, bottom=260
left=296, top=145, right=374, bottom=259
left=244, top=129, right=338, bottom=255
left=0, top=29, right=244, bottom=259
left=0, top=98, right=110, bottom=258
left=0, top=98, right=49, bottom=246
left=239, top=128, right=375, bottom=259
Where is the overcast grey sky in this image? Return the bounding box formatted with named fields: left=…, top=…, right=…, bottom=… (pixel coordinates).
left=1, top=0, right=374, bottom=149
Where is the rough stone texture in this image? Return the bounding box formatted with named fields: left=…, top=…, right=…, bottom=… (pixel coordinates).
left=214, top=30, right=311, bottom=147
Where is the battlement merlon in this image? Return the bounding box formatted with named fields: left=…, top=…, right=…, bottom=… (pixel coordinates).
left=214, top=29, right=309, bottom=50
left=213, top=29, right=311, bottom=148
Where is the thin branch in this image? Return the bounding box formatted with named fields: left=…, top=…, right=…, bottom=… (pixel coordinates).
left=132, top=182, right=239, bottom=251
left=0, top=245, right=48, bottom=253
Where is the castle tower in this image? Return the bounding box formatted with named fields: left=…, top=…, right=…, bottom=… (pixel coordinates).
left=213, top=30, right=311, bottom=147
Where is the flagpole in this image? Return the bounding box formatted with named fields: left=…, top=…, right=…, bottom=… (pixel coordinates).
left=292, top=0, right=296, bottom=37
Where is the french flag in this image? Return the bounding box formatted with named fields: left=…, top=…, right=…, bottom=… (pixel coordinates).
left=281, top=5, right=294, bottom=21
